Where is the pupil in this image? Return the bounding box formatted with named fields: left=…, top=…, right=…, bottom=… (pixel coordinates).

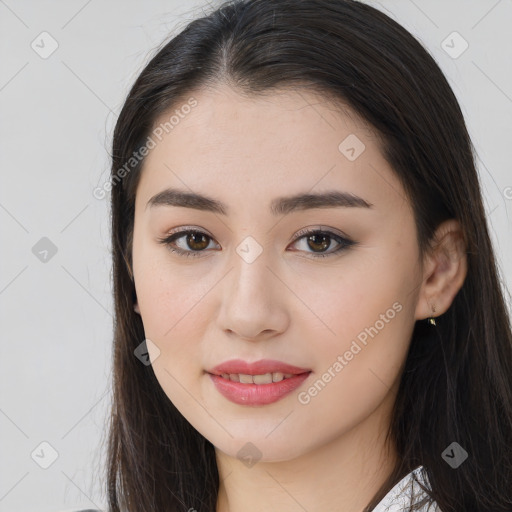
left=189, top=233, right=208, bottom=250
left=308, top=234, right=329, bottom=252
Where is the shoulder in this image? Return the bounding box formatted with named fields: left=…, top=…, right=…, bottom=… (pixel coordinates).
left=372, top=466, right=441, bottom=512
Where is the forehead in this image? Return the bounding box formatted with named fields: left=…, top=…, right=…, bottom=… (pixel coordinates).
left=134, top=84, right=407, bottom=216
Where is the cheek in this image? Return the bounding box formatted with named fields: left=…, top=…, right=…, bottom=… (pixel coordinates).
left=137, top=270, right=209, bottom=353
left=293, top=273, right=413, bottom=446
left=134, top=261, right=213, bottom=417
left=133, top=270, right=213, bottom=413
left=295, top=245, right=417, bottom=400
left=133, top=238, right=208, bottom=338
left=300, top=248, right=415, bottom=348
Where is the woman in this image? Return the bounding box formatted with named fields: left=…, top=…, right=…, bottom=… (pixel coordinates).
left=102, top=0, right=512, bottom=510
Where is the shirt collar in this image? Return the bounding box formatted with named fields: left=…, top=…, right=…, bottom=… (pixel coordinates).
left=372, top=465, right=439, bottom=512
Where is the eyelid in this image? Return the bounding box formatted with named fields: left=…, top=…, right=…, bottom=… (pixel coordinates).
left=293, top=225, right=352, bottom=242
left=165, top=225, right=215, bottom=238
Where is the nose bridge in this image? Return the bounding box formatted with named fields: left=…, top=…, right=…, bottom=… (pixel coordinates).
left=230, top=234, right=275, bottom=307
left=217, top=233, right=288, bottom=338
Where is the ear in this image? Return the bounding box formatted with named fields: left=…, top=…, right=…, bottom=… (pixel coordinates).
left=127, top=259, right=140, bottom=315
left=414, top=219, right=467, bottom=321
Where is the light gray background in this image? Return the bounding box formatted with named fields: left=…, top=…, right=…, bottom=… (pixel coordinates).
left=1, top=1, right=511, bottom=511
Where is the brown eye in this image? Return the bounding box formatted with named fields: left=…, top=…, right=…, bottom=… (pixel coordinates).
left=185, top=232, right=210, bottom=251
left=158, top=227, right=355, bottom=259
left=291, top=228, right=355, bottom=258
left=305, top=233, right=331, bottom=252
left=158, top=229, right=218, bottom=258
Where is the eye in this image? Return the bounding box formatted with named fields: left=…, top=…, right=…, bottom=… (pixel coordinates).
left=157, top=226, right=355, bottom=259
left=157, top=228, right=219, bottom=258
left=290, top=227, right=355, bottom=258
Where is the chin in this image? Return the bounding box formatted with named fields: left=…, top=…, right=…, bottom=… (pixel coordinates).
left=206, top=427, right=311, bottom=464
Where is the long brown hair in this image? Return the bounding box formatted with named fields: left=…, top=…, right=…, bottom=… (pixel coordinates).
left=104, top=1, right=512, bottom=510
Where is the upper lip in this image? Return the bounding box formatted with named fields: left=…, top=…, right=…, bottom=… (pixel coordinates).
left=208, top=359, right=311, bottom=376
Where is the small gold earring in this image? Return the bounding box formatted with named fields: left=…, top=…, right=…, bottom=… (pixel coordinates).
left=428, top=304, right=436, bottom=326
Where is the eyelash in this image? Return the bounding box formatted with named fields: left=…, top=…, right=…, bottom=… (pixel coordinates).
left=157, top=226, right=355, bottom=259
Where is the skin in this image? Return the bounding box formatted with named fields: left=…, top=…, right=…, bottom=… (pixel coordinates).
left=131, top=84, right=467, bottom=512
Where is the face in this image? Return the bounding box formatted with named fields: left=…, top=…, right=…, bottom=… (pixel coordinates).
left=131, top=84, right=423, bottom=462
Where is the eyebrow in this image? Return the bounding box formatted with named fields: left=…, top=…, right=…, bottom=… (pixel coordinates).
left=145, top=188, right=373, bottom=215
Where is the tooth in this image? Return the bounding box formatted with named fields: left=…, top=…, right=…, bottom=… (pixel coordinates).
left=253, top=373, right=273, bottom=384
left=226, top=372, right=295, bottom=384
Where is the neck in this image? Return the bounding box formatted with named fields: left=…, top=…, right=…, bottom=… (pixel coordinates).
left=215, top=394, right=399, bottom=512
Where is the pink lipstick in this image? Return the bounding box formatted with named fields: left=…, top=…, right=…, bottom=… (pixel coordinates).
left=207, top=359, right=312, bottom=406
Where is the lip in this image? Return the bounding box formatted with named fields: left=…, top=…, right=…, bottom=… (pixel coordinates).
left=209, top=358, right=311, bottom=376
left=207, top=359, right=312, bottom=406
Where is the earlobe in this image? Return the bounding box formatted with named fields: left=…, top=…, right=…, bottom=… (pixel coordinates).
left=415, top=219, right=467, bottom=322
left=134, top=302, right=141, bottom=314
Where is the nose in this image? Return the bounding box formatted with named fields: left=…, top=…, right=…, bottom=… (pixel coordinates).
left=216, top=248, right=290, bottom=341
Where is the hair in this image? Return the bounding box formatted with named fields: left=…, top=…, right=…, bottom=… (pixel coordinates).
left=104, top=0, right=512, bottom=510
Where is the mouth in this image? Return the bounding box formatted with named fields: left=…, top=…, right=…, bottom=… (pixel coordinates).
left=214, top=372, right=297, bottom=384
left=208, top=358, right=311, bottom=377
left=206, top=359, right=312, bottom=406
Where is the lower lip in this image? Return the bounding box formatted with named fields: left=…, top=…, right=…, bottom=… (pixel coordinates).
left=208, top=372, right=311, bottom=406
